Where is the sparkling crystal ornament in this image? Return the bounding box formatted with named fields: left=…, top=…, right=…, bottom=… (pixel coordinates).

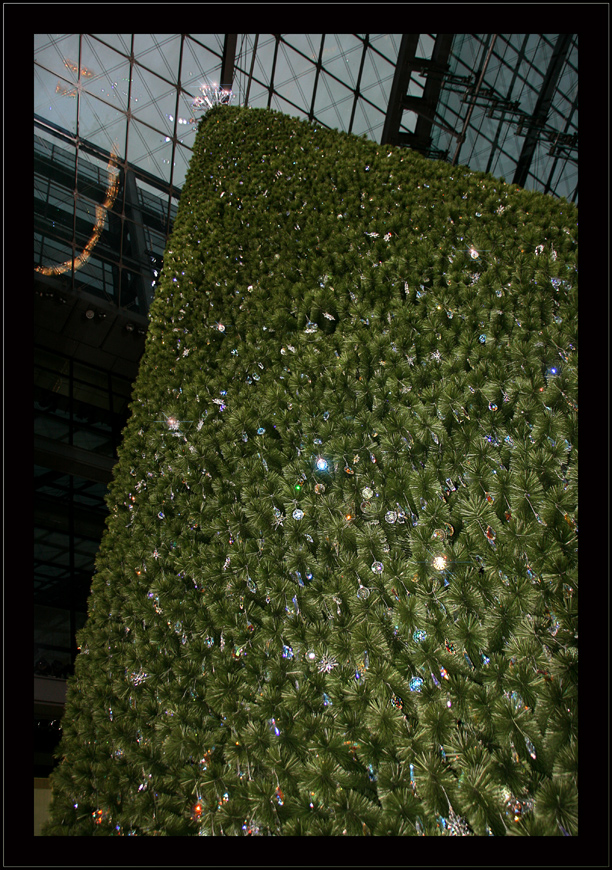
left=323, top=692, right=332, bottom=706
left=479, top=334, right=487, bottom=343
left=292, top=508, right=304, bottom=521
left=524, top=736, right=537, bottom=759
left=362, top=486, right=374, bottom=499
left=505, top=796, right=528, bottom=822
left=315, top=456, right=329, bottom=472
left=409, top=676, right=424, bottom=692
left=385, top=510, right=397, bottom=524
left=371, top=560, right=383, bottom=574
left=432, top=554, right=447, bottom=571
left=356, top=580, right=371, bottom=600
left=269, top=718, right=280, bottom=736
left=413, top=629, right=427, bottom=643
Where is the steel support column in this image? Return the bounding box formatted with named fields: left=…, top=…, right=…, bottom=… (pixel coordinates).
left=382, top=34, right=454, bottom=154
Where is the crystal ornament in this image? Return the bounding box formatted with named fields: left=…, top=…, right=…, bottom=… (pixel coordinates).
left=409, top=676, right=424, bottom=692
left=385, top=510, right=397, bottom=524
left=371, top=561, right=383, bottom=574
left=413, top=629, right=427, bottom=643
left=292, top=509, right=304, bottom=521
left=362, top=487, right=374, bottom=499
left=356, top=580, right=371, bottom=600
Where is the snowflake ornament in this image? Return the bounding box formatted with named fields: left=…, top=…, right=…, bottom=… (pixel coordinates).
left=317, top=653, right=339, bottom=673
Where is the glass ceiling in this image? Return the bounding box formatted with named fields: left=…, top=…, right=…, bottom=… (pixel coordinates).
left=34, top=34, right=577, bottom=209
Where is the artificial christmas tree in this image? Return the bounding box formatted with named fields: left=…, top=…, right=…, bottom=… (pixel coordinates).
left=42, top=103, right=578, bottom=837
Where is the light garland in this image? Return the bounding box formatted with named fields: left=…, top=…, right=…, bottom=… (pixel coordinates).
left=35, top=144, right=120, bottom=277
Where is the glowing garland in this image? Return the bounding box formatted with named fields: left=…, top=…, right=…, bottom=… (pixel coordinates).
left=35, top=144, right=120, bottom=277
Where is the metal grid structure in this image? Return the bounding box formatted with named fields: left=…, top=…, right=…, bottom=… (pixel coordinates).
left=33, top=34, right=578, bottom=772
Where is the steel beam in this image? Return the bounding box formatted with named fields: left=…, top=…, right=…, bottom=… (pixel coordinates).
left=513, top=34, right=573, bottom=189
left=220, top=34, right=238, bottom=89
left=381, top=34, right=419, bottom=146
left=382, top=33, right=454, bottom=154
left=244, top=34, right=259, bottom=108
left=410, top=34, right=454, bottom=152
left=451, top=35, right=498, bottom=165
